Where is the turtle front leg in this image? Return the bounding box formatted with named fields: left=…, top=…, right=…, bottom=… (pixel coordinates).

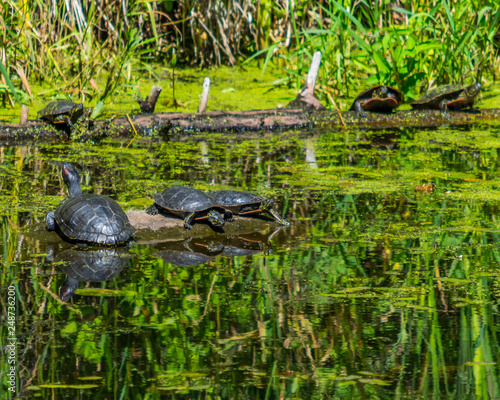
left=355, top=100, right=368, bottom=118
left=440, top=100, right=451, bottom=120
left=183, top=212, right=196, bottom=230
left=146, top=203, right=160, bottom=215
left=61, top=116, right=74, bottom=128
left=224, top=210, right=234, bottom=222
left=267, top=209, right=290, bottom=226
left=46, top=211, right=56, bottom=231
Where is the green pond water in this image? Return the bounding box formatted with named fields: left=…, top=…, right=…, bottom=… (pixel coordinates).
left=2, top=123, right=500, bottom=398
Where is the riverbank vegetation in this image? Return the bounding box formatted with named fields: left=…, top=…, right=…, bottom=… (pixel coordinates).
left=1, top=0, right=499, bottom=108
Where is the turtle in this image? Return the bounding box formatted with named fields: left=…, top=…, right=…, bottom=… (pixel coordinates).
left=50, top=247, right=132, bottom=301
left=349, top=85, right=403, bottom=117
left=46, top=162, right=135, bottom=245
left=208, top=190, right=290, bottom=226
left=221, top=234, right=271, bottom=257
left=154, top=239, right=225, bottom=267
left=37, top=100, right=84, bottom=128
left=410, top=83, right=481, bottom=113
left=145, top=186, right=231, bottom=230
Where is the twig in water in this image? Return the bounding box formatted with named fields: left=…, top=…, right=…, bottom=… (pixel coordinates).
left=125, top=114, right=139, bottom=148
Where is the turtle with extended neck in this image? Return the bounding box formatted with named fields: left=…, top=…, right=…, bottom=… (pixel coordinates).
left=46, top=162, right=135, bottom=245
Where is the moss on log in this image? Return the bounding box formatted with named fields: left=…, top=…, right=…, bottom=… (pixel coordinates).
left=2, top=108, right=500, bottom=141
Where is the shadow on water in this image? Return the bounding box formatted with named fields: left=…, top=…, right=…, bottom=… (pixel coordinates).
left=1, top=127, right=500, bottom=398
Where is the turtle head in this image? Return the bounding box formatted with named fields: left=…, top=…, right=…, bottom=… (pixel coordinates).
left=373, top=86, right=389, bottom=98
left=206, top=242, right=225, bottom=253
left=60, top=276, right=79, bottom=301
left=71, top=102, right=85, bottom=122
left=62, top=162, right=82, bottom=196
left=260, top=198, right=274, bottom=211
left=465, top=83, right=481, bottom=99
left=207, top=210, right=225, bottom=227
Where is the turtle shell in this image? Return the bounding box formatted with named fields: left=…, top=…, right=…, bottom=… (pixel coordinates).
left=411, top=83, right=481, bottom=110
left=37, top=100, right=84, bottom=124
left=153, top=186, right=219, bottom=217
left=208, top=190, right=266, bottom=214
left=54, top=194, right=135, bottom=245
left=349, top=85, right=403, bottom=112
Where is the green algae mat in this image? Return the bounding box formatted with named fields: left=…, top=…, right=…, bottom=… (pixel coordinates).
left=1, top=123, right=500, bottom=399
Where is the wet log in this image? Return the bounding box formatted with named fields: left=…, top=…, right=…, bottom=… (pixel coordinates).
left=2, top=108, right=500, bottom=141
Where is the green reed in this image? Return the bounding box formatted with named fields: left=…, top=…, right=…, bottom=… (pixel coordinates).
left=252, top=0, right=500, bottom=105
left=1, top=0, right=499, bottom=108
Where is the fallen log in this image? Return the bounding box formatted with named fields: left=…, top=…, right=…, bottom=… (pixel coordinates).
left=2, top=108, right=500, bottom=141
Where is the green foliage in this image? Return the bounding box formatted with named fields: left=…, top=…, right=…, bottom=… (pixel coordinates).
left=256, top=0, right=500, bottom=105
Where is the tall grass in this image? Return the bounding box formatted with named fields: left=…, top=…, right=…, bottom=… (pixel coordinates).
left=253, top=0, right=500, bottom=104
left=1, top=0, right=499, bottom=107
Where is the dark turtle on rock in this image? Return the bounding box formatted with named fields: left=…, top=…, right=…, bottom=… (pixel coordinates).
left=349, top=85, right=403, bottom=117
left=411, top=83, right=481, bottom=113
left=146, top=186, right=231, bottom=230
left=37, top=100, right=84, bottom=128
left=208, top=190, right=290, bottom=226
left=46, top=163, right=135, bottom=245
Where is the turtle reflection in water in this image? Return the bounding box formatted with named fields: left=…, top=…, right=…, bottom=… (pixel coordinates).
left=50, top=248, right=132, bottom=301
left=153, top=239, right=225, bottom=267
left=221, top=230, right=281, bottom=258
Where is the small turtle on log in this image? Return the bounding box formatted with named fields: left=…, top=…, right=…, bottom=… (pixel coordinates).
left=411, top=83, right=481, bottom=114
left=208, top=190, right=290, bottom=226
left=349, top=85, right=403, bottom=117
left=37, top=100, right=84, bottom=128
left=146, top=186, right=231, bottom=230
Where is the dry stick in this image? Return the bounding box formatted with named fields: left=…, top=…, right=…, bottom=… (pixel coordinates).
left=148, top=85, right=162, bottom=106
left=137, top=85, right=162, bottom=113
left=302, top=51, right=322, bottom=96
left=11, top=66, right=33, bottom=100
left=20, top=105, right=29, bottom=124
left=327, top=92, right=346, bottom=129
left=198, top=78, right=211, bottom=114
left=193, top=273, right=218, bottom=326
left=216, top=16, right=237, bottom=66
left=125, top=114, right=139, bottom=148
left=289, top=51, right=325, bottom=111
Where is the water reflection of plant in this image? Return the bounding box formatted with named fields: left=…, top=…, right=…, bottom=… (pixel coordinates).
left=2, top=129, right=500, bottom=396
left=3, top=195, right=500, bottom=397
